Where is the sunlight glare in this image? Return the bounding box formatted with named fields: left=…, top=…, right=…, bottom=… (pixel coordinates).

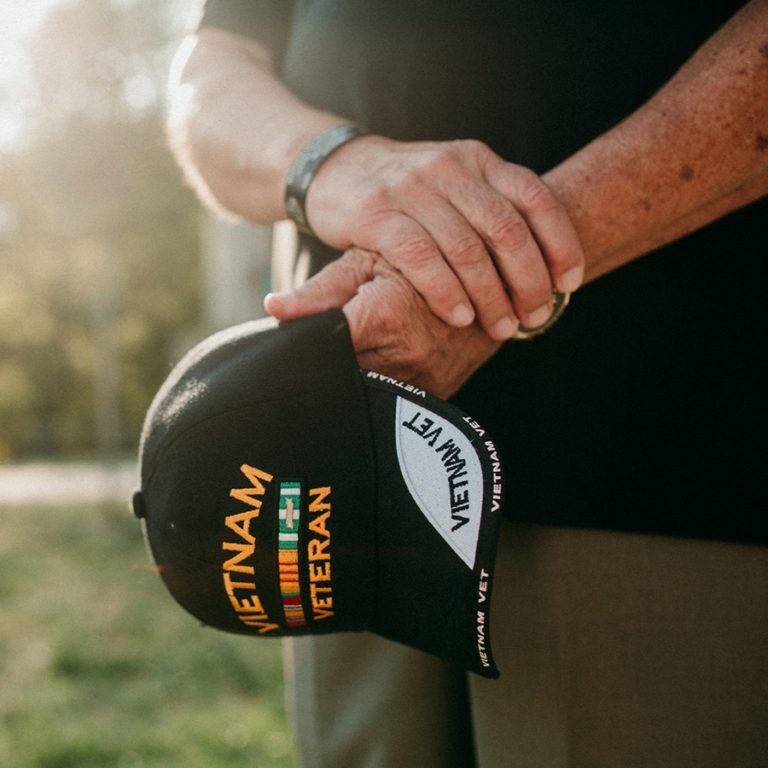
left=0, top=0, right=66, bottom=149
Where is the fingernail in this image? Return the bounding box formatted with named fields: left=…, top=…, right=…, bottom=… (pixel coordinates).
left=451, top=303, right=474, bottom=326
left=491, top=317, right=518, bottom=340
left=559, top=266, right=583, bottom=293
left=264, top=292, right=291, bottom=315
left=527, top=304, right=552, bottom=328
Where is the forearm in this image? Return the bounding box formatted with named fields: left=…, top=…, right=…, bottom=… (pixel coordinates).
left=544, top=0, right=768, bottom=284
left=167, top=26, right=349, bottom=223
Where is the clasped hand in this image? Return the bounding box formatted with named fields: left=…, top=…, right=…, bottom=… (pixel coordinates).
left=303, top=135, right=584, bottom=340
left=265, top=249, right=500, bottom=399
left=268, top=136, right=584, bottom=395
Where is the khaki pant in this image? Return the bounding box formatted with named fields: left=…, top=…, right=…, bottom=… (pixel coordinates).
left=285, top=522, right=768, bottom=768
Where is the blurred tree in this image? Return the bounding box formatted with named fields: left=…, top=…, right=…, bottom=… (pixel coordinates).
left=0, top=0, right=202, bottom=460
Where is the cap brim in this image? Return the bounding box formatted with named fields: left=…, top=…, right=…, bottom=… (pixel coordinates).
left=362, top=372, right=502, bottom=678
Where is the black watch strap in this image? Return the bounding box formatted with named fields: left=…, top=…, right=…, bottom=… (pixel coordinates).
left=284, top=124, right=366, bottom=237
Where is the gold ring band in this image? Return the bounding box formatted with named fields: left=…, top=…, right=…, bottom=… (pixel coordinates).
left=512, top=290, right=571, bottom=341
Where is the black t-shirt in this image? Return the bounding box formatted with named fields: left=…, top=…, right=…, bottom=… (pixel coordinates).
left=199, top=0, right=768, bottom=545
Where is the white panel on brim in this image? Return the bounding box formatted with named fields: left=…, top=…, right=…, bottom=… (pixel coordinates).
left=394, top=396, right=484, bottom=569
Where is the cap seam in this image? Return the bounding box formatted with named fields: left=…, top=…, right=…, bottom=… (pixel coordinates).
left=141, top=387, right=325, bottom=492
left=356, top=368, right=382, bottom=626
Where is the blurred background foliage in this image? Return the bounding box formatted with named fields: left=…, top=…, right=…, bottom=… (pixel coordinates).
left=0, top=501, right=294, bottom=767
left=0, top=0, right=204, bottom=461
left=0, top=7, right=293, bottom=765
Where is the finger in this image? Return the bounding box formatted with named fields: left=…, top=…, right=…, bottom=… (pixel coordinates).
left=371, top=213, right=476, bottom=329
left=264, top=248, right=378, bottom=320
left=444, top=169, right=555, bottom=327
left=343, top=266, right=502, bottom=398
left=486, top=161, right=585, bottom=295
left=342, top=267, right=407, bottom=354
left=413, top=196, right=522, bottom=340
left=344, top=288, right=435, bottom=392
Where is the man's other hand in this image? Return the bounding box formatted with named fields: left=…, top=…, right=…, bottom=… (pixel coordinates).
left=265, top=249, right=501, bottom=398
left=305, top=136, right=585, bottom=340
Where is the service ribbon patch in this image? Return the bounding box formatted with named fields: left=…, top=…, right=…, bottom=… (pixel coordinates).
left=278, top=481, right=307, bottom=627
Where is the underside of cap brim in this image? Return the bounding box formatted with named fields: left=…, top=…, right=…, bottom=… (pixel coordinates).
left=361, top=372, right=502, bottom=678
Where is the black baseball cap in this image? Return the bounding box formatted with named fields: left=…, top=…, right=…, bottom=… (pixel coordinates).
left=133, top=310, right=503, bottom=678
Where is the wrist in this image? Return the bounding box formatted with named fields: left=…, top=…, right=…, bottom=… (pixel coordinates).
left=284, top=124, right=367, bottom=236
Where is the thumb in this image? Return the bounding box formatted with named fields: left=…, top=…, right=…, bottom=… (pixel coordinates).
left=264, top=248, right=379, bottom=320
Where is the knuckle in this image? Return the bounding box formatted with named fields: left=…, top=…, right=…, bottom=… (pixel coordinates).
left=345, top=247, right=377, bottom=278
left=488, top=215, right=530, bottom=251
left=520, top=177, right=559, bottom=213
left=425, top=139, right=490, bottom=172
left=421, top=145, right=461, bottom=177
left=457, top=139, right=497, bottom=174
left=392, top=236, right=436, bottom=269
left=448, top=237, right=488, bottom=271
left=455, top=138, right=492, bottom=160
left=339, top=247, right=364, bottom=266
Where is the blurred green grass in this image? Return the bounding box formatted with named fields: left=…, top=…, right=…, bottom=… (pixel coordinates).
left=0, top=502, right=296, bottom=768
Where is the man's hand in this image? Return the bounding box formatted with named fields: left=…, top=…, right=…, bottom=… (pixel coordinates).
left=306, top=135, right=584, bottom=340
left=265, top=249, right=501, bottom=398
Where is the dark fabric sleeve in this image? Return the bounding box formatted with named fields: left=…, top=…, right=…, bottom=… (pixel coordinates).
left=197, top=0, right=293, bottom=61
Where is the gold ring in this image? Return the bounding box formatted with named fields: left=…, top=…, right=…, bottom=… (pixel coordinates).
left=512, top=291, right=571, bottom=341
